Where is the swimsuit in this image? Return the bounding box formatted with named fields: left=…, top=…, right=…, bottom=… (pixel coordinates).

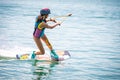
left=33, top=16, right=46, bottom=38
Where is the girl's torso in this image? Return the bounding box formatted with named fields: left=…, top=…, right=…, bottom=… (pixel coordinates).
left=33, top=16, right=46, bottom=38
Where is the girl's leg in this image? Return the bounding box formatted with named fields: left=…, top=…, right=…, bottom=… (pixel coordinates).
left=41, top=34, right=53, bottom=50
left=41, top=34, right=59, bottom=60
left=33, top=36, right=45, bottom=55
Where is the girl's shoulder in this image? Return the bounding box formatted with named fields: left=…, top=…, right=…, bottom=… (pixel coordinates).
left=36, top=15, right=42, bottom=22
left=36, top=15, right=46, bottom=23
left=36, top=15, right=42, bottom=20
left=37, top=15, right=42, bottom=19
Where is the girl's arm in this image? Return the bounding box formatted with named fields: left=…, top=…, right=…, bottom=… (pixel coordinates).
left=46, top=18, right=57, bottom=23
left=41, top=22, right=60, bottom=29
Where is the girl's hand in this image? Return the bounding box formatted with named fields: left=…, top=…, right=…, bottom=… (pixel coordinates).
left=56, top=22, right=61, bottom=26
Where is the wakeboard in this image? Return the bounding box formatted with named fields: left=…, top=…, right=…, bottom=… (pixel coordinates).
left=16, top=50, right=71, bottom=61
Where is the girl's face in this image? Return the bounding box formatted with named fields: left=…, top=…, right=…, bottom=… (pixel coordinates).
left=42, top=14, right=49, bottom=19
left=45, top=14, right=49, bottom=18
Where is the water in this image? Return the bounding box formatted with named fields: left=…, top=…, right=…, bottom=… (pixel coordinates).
left=0, top=0, right=120, bottom=80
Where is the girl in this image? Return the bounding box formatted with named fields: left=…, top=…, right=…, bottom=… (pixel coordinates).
left=32, top=8, right=60, bottom=60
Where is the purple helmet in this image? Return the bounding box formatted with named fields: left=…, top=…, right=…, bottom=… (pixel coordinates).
left=40, top=8, right=51, bottom=15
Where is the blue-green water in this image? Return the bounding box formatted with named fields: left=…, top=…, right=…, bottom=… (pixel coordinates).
left=0, top=0, right=120, bottom=80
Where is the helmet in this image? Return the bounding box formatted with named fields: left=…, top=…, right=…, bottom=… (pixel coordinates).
left=40, top=8, right=51, bottom=15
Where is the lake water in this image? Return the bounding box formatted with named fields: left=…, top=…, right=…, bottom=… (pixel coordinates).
left=0, top=0, right=120, bottom=80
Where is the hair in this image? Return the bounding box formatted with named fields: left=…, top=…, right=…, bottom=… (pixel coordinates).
left=41, top=14, right=48, bottom=16
left=41, top=14, right=45, bottom=16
